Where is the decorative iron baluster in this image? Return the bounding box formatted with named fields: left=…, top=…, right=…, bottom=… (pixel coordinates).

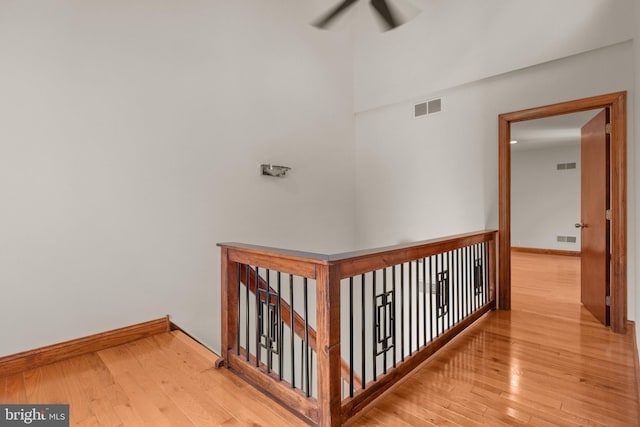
left=474, top=254, right=483, bottom=297
left=375, top=281, right=394, bottom=372
left=437, top=270, right=449, bottom=318
left=257, top=270, right=280, bottom=374
left=382, top=268, right=388, bottom=374
left=392, top=265, right=397, bottom=369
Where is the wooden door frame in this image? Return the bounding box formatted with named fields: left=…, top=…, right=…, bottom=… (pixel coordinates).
left=498, top=91, right=627, bottom=333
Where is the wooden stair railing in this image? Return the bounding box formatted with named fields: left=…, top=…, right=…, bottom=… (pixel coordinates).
left=219, top=230, right=498, bottom=427
left=239, top=264, right=362, bottom=390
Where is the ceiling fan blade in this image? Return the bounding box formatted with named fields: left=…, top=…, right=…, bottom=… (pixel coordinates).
left=313, top=0, right=360, bottom=29
left=369, top=0, right=401, bottom=30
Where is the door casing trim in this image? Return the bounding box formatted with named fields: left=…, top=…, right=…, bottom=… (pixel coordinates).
left=498, top=91, right=627, bottom=333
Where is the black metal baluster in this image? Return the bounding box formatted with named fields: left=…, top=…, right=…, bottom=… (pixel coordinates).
left=392, top=266, right=397, bottom=369
left=429, top=256, right=434, bottom=342
left=422, top=258, right=427, bottom=347
left=408, top=261, right=413, bottom=356
left=467, top=246, right=472, bottom=316
left=382, top=268, right=387, bottom=374
left=237, top=263, right=241, bottom=356
left=361, top=273, right=366, bottom=390
left=278, top=272, right=283, bottom=380
left=255, top=267, right=261, bottom=367
left=246, top=265, right=250, bottom=361
left=438, top=253, right=443, bottom=336
left=457, top=249, right=462, bottom=324
left=446, top=251, right=453, bottom=330
left=290, top=275, right=295, bottom=388
left=400, top=263, right=405, bottom=362
left=349, top=276, right=354, bottom=397
left=266, top=269, right=272, bottom=373
left=304, top=278, right=310, bottom=397
left=467, top=246, right=472, bottom=314
left=372, top=271, right=377, bottom=382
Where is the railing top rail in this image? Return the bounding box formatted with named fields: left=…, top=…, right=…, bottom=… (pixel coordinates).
left=327, top=230, right=497, bottom=262
left=219, top=230, right=497, bottom=267
left=218, top=242, right=332, bottom=264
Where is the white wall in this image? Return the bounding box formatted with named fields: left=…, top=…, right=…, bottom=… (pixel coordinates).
left=354, top=0, right=635, bottom=112
left=354, top=42, right=635, bottom=319
left=511, top=145, right=581, bottom=251
left=0, top=1, right=356, bottom=356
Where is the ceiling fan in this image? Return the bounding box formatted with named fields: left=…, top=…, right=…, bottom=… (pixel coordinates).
left=313, top=0, right=414, bottom=31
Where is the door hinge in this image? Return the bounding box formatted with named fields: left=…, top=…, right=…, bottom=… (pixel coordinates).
left=605, top=123, right=611, bottom=134
left=605, top=209, right=611, bottom=220
left=606, top=296, right=611, bottom=307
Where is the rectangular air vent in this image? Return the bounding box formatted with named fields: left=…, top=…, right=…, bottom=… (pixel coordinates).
left=428, top=98, right=442, bottom=114
left=414, top=98, right=442, bottom=118
left=557, top=235, right=577, bottom=243
left=414, top=102, right=427, bottom=117
left=557, top=162, right=577, bottom=170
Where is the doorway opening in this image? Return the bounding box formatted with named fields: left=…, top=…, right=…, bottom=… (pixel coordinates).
left=498, top=92, right=627, bottom=333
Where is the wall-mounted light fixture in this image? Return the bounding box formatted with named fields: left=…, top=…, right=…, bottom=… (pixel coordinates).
left=261, top=164, right=291, bottom=178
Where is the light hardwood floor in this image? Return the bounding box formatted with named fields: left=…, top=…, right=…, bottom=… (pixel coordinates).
left=1, top=252, right=639, bottom=426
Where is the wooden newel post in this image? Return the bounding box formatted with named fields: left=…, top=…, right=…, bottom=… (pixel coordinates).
left=220, top=247, right=239, bottom=367
left=315, top=264, right=341, bottom=427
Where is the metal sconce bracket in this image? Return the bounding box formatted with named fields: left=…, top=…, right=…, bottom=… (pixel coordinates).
left=261, top=164, right=291, bottom=178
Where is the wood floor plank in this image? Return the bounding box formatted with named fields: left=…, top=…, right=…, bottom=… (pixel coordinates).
left=0, top=373, right=27, bottom=403
left=151, top=332, right=306, bottom=427
left=127, top=335, right=239, bottom=425
left=98, top=345, right=196, bottom=426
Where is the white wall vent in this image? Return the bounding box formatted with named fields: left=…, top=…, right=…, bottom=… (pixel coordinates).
left=428, top=98, right=442, bottom=114
left=414, top=102, right=427, bottom=117
left=557, top=162, right=577, bottom=170
left=557, top=235, right=577, bottom=243
left=414, top=98, right=442, bottom=118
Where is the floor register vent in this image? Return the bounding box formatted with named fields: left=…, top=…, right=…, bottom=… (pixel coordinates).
left=414, top=98, right=442, bottom=118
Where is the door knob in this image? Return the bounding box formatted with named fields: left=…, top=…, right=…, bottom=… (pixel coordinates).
left=575, top=223, right=586, bottom=228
